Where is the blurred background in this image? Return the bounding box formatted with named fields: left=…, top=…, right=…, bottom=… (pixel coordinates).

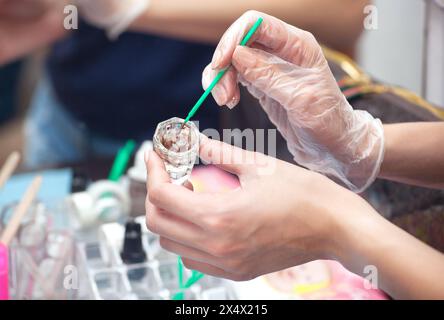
left=357, top=0, right=424, bottom=97
left=0, top=0, right=443, bottom=301
left=0, top=0, right=442, bottom=166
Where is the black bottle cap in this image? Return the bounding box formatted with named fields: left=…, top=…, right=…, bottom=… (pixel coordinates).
left=121, top=219, right=147, bottom=264
left=71, top=170, right=89, bottom=193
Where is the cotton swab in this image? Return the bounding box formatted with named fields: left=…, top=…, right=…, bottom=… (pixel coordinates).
left=0, top=151, right=21, bottom=190
left=0, top=175, right=43, bottom=246
left=0, top=175, right=42, bottom=300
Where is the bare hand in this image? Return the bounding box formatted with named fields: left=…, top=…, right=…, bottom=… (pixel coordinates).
left=0, top=0, right=66, bottom=64
left=145, top=135, right=373, bottom=280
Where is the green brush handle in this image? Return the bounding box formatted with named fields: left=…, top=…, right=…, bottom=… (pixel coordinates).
left=183, top=17, right=263, bottom=124
left=172, top=17, right=264, bottom=301
left=183, top=69, right=227, bottom=124
left=108, top=139, right=136, bottom=181
left=172, top=257, right=205, bottom=300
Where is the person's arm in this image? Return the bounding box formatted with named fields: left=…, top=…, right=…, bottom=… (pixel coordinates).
left=131, top=0, right=369, bottom=51
left=78, top=0, right=369, bottom=52
left=335, top=202, right=444, bottom=299
left=145, top=136, right=444, bottom=299
left=379, top=122, right=444, bottom=189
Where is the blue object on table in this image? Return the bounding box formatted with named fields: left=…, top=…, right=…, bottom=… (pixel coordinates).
left=0, top=168, right=73, bottom=208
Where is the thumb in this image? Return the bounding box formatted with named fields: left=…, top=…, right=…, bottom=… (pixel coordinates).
left=145, top=150, right=171, bottom=190
left=199, top=134, right=267, bottom=177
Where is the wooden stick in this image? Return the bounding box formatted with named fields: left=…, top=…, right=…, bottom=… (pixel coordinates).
left=0, top=151, right=21, bottom=190
left=0, top=175, right=42, bottom=246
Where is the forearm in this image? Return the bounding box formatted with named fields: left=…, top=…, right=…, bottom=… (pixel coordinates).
left=333, top=198, right=444, bottom=299
left=379, top=122, right=444, bottom=188
left=130, top=0, right=369, bottom=49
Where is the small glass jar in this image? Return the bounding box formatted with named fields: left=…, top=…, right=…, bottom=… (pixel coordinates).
left=153, top=117, right=199, bottom=185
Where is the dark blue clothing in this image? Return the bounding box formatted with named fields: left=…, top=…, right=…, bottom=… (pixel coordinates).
left=47, top=22, right=219, bottom=140
left=0, top=62, right=21, bottom=124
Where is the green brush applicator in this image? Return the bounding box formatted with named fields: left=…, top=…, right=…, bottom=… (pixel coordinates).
left=181, top=17, right=264, bottom=128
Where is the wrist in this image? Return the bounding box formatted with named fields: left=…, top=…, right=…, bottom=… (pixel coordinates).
left=326, top=190, right=385, bottom=274
left=294, top=173, right=378, bottom=263
left=343, top=115, right=385, bottom=193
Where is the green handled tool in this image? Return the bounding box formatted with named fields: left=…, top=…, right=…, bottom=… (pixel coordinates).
left=108, top=139, right=136, bottom=181
left=171, top=18, right=264, bottom=301
left=181, top=17, right=264, bottom=127
left=172, top=256, right=205, bottom=300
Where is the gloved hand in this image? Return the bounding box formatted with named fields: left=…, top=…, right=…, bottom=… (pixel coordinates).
left=203, top=11, right=384, bottom=192
left=74, top=0, right=149, bottom=39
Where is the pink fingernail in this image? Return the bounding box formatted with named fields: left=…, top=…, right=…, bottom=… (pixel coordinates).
left=212, top=85, right=228, bottom=106
left=211, top=50, right=222, bottom=69
left=144, top=150, right=150, bottom=164
left=226, top=97, right=238, bottom=109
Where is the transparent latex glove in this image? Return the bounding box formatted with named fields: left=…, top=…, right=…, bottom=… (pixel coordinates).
left=74, top=0, right=149, bottom=39
left=202, top=11, right=384, bottom=192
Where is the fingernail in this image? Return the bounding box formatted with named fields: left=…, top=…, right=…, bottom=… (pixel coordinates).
left=212, top=85, right=228, bottom=106
left=211, top=50, right=222, bottom=69
left=233, top=46, right=256, bottom=69
left=199, top=133, right=210, bottom=145
left=226, top=97, right=238, bottom=109
left=199, top=133, right=209, bottom=141
left=144, top=150, right=151, bottom=164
